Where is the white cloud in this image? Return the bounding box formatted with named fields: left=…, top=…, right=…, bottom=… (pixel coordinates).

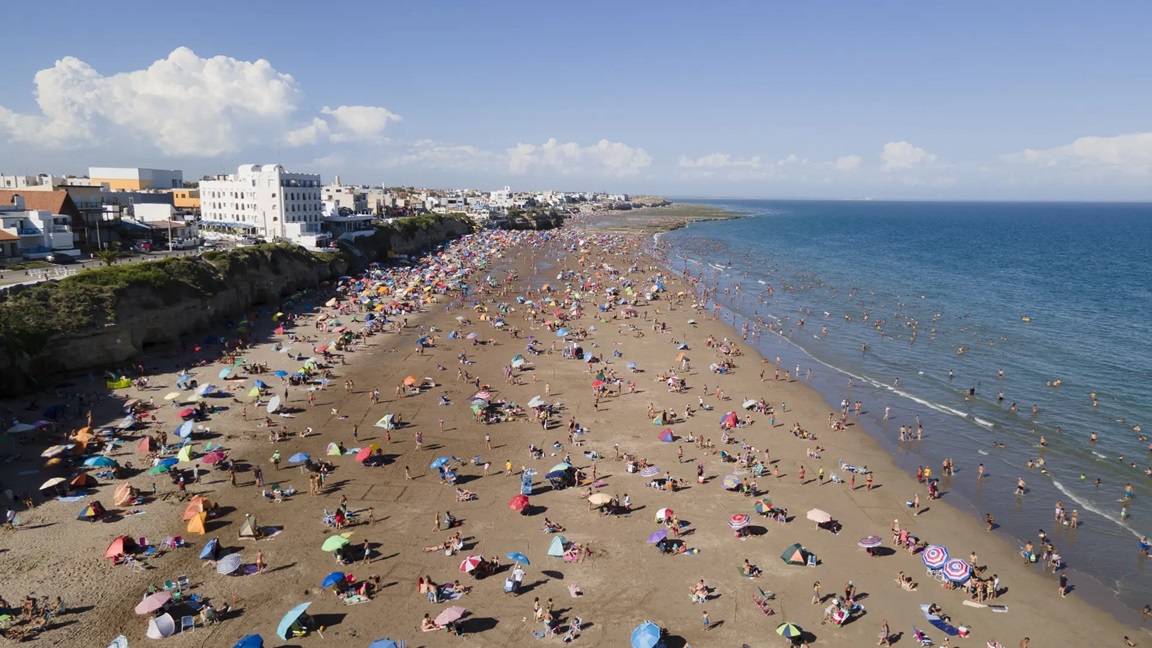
left=0, top=47, right=399, bottom=156
left=880, top=141, right=936, bottom=171
left=678, top=153, right=763, bottom=170
left=506, top=138, right=652, bottom=176
left=1007, top=132, right=1152, bottom=172
left=381, top=139, right=501, bottom=172
left=835, top=154, right=862, bottom=171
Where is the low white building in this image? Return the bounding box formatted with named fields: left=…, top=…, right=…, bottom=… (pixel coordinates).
left=0, top=195, right=78, bottom=258
left=199, top=164, right=329, bottom=247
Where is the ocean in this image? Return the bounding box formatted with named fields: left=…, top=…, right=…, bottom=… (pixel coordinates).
left=656, top=199, right=1152, bottom=620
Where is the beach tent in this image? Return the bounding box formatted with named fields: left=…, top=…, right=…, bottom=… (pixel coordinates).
left=631, top=622, right=664, bottom=648
left=183, top=496, right=213, bottom=520
left=780, top=543, right=808, bottom=565
left=106, top=377, right=132, bottom=390
left=177, top=445, right=195, bottom=463
left=276, top=602, right=313, bottom=640
left=107, top=635, right=129, bottom=648
left=186, top=511, right=208, bottom=534
left=113, top=482, right=136, bottom=506
left=657, top=429, right=674, bottom=442
left=71, top=473, right=97, bottom=488
left=146, top=613, right=176, bottom=639
left=367, top=639, right=404, bottom=648
left=105, top=535, right=137, bottom=560
left=238, top=515, right=259, bottom=539
left=200, top=538, right=220, bottom=560
left=548, top=535, right=568, bottom=557
left=137, top=436, right=156, bottom=453
left=326, top=442, right=342, bottom=456
left=375, top=414, right=396, bottom=430
left=78, top=500, right=106, bottom=520
left=719, top=411, right=738, bottom=428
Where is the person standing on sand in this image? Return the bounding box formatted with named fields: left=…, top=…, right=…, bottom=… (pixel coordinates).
left=812, top=581, right=821, bottom=604
left=866, top=473, right=874, bottom=490
left=255, top=550, right=266, bottom=573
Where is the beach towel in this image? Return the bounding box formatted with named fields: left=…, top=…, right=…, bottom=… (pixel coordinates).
left=568, top=584, right=584, bottom=597
left=920, top=604, right=959, bottom=636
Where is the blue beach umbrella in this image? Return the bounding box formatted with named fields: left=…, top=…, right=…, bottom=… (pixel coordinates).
left=506, top=552, right=530, bottom=565
left=430, top=457, right=451, bottom=469
left=321, top=571, right=346, bottom=588
left=276, top=602, right=312, bottom=640
left=157, top=457, right=178, bottom=468
left=631, top=622, right=662, bottom=648
left=367, top=640, right=400, bottom=648
left=218, top=367, right=233, bottom=379
left=84, top=456, right=117, bottom=468
left=273, top=370, right=288, bottom=377
left=253, top=379, right=268, bottom=389
left=176, top=420, right=194, bottom=438
left=289, top=453, right=310, bottom=464
left=556, top=328, right=568, bottom=337
left=199, top=538, right=219, bottom=559
left=233, top=635, right=264, bottom=648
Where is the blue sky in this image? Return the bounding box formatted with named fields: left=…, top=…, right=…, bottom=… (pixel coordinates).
left=1, top=1, right=1150, bottom=199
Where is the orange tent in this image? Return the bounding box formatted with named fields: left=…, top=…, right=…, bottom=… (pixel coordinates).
left=182, top=496, right=213, bottom=521
left=113, top=482, right=136, bottom=506
left=105, top=535, right=136, bottom=559
left=137, top=436, right=156, bottom=453
left=186, top=511, right=208, bottom=534
left=71, top=473, right=97, bottom=488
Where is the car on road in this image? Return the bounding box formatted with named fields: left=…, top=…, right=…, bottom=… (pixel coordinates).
left=46, top=254, right=77, bottom=264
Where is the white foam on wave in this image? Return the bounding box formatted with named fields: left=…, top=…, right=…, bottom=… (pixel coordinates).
left=758, top=280, right=767, bottom=285
left=1051, top=479, right=1141, bottom=539
left=973, top=417, right=995, bottom=429
left=1092, top=451, right=1108, bottom=460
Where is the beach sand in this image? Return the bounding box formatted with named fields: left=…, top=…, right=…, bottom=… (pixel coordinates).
left=0, top=225, right=1137, bottom=647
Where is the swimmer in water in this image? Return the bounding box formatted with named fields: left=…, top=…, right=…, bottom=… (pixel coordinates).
left=1094, top=478, right=1103, bottom=487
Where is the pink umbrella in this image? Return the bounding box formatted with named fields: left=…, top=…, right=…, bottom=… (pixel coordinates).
left=201, top=451, right=227, bottom=465
left=134, top=590, right=172, bottom=615
left=509, top=494, right=529, bottom=511
left=459, top=555, right=483, bottom=572
left=435, top=606, right=467, bottom=626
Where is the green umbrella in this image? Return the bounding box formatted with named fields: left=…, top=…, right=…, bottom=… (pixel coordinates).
left=322, top=536, right=350, bottom=552
left=149, top=464, right=171, bottom=475
left=776, top=622, right=803, bottom=638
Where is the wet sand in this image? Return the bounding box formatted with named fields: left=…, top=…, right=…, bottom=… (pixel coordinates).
left=0, top=225, right=1139, bottom=647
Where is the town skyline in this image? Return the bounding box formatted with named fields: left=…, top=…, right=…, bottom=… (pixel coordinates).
left=1, top=2, right=1150, bottom=200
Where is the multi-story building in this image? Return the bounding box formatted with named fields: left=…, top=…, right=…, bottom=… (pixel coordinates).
left=199, top=164, right=328, bottom=247
left=0, top=194, right=79, bottom=260
left=169, top=188, right=201, bottom=210
left=88, top=167, right=184, bottom=191
left=322, top=176, right=369, bottom=214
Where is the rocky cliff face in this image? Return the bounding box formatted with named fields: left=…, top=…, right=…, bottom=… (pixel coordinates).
left=344, top=214, right=474, bottom=261
left=0, top=243, right=349, bottom=394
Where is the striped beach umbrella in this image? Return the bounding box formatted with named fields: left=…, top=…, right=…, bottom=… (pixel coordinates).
left=922, top=545, right=949, bottom=570
left=722, top=474, right=740, bottom=490
left=776, top=622, right=803, bottom=638
left=754, top=498, right=773, bottom=514
left=459, top=555, right=483, bottom=573
left=858, top=535, right=883, bottom=549
left=728, top=513, right=751, bottom=530
left=943, top=558, right=972, bottom=583
left=640, top=466, right=660, bottom=477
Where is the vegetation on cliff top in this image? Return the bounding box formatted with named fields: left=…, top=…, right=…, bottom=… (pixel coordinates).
left=0, top=243, right=339, bottom=357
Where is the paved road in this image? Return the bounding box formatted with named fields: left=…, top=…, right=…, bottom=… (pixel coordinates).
left=0, top=249, right=201, bottom=288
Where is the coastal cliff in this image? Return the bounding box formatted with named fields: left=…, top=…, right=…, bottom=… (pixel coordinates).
left=343, top=214, right=474, bottom=260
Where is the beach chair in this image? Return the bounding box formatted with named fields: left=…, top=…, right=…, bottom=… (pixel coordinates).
left=913, top=626, right=933, bottom=645
left=163, top=579, right=178, bottom=592
left=176, top=575, right=190, bottom=590
left=159, top=537, right=176, bottom=551
left=180, top=615, right=195, bottom=633
left=807, top=553, right=817, bottom=567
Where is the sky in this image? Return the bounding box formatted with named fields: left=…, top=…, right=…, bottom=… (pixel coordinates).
left=0, top=1, right=1150, bottom=200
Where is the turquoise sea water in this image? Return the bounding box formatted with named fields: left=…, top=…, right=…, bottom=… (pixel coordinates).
left=658, top=199, right=1152, bottom=619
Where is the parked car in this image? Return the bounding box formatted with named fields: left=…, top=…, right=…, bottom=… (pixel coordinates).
left=46, top=254, right=77, bottom=265
left=131, top=241, right=153, bottom=254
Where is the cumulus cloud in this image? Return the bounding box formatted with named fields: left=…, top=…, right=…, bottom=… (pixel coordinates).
left=506, top=138, right=652, bottom=176
left=835, top=154, right=862, bottom=171
left=678, top=153, right=764, bottom=170
left=0, top=47, right=399, bottom=156
left=678, top=151, right=862, bottom=181
left=880, top=141, right=936, bottom=171
left=1007, top=132, right=1152, bottom=172
left=381, top=139, right=502, bottom=172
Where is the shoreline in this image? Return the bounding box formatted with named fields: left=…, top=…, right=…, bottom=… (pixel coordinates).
left=0, top=223, right=1139, bottom=646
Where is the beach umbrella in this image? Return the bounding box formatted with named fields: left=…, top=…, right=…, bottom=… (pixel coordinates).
left=631, top=622, right=662, bottom=648
left=149, top=464, right=171, bottom=475
left=114, top=482, right=136, bottom=505
left=742, top=399, right=758, bottom=410
left=780, top=543, right=807, bottom=565
left=403, top=376, right=418, bottom=386
left=233, top=635, right=264, bottom=648
left=555, top=328, right=568, bottom=337
left=430, top=456, right=451, bottom=469
left=776, top=622, right=803, bottom=639
left=355, top=444, right=379, bottom=463
left=84, top=456, right=117, bottom=468
left=105, top=535, right=136, bottom=559
left=199, top=538, right=219, bottom=559
left=266, top=396, right=281, bottom=414
left=135, top=590, right=172, bottom=615
left=216, top=553, right=243, bottom=574
left=921, top=545, right=949, bottom=570
left=277, top=602, right=313, bottom=640
left=273, top=370, right=289, bottom=377
left=646, top=529, right=668, bottom=544
left=72, top=473, right=97, bottom=488
left=146, top=613, right=176, bottom=639
left=197, top=384, right=216, bottom=396
left=176, top=420, right=194, bottom=438
left=858, top=535, right=883, bottom=549
left=641, top=466, right=661, bottom=477
left=545, top=470, right=566, bottom=481
left=435, top=606, right=467, bottom=627
left=550, top=462, right=572, bottom=473
left=178, top=408, right=196, bottom=419
left=506, top=552, right=530, bottom=565
left=655, top=507, right=674, bottom=521
left=38, top=476, right=67, bottom=491
left=321, top=571, right=346, bottom=588
left=254, top=379, right=268, bottom=389
left=512, top=357, right=526, bottom=368
left=806, top=509, right=832, bottom=524
left=527, top=396, right=546, bottom=408
left=6, top=423, right=36, bottom=434
left=588, top=493, right=612, bottom=506
left=201, top=451, right=227, bottom=465
left=459, top=555, right=483, bottom=573
left=728, top=513, right=751, bottom=530
left=943, top=558, right=972, bottom=583
left=164, top=392, right=181, bottom=400
left=721, top=474, right=740, bottom=490
left=754, top=498, right=774, bottom=514
left=289, top=452, right=310, bottom=464
left=157, top=457, right=179, bottom=468
left=218, top=367, right=233, bottom=379
left=591, top=379, right=606, bottom=388
left=40, top=444, right=75, bottom=459
left=322, top=536, right=350, bottom=552
left=367, top=640, right=402, bottom=648
left=509, top=494, right=529, bottom=511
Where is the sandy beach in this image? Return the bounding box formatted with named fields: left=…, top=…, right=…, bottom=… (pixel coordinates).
left=0, top=222, right=1140, bottom=648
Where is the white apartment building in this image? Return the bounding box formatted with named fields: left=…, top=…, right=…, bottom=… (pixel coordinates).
left=322, top=176, right=369, bottom=214
left=0, top=195, right=78, bottom=258
left=199, top=164, right=329, bottom=247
